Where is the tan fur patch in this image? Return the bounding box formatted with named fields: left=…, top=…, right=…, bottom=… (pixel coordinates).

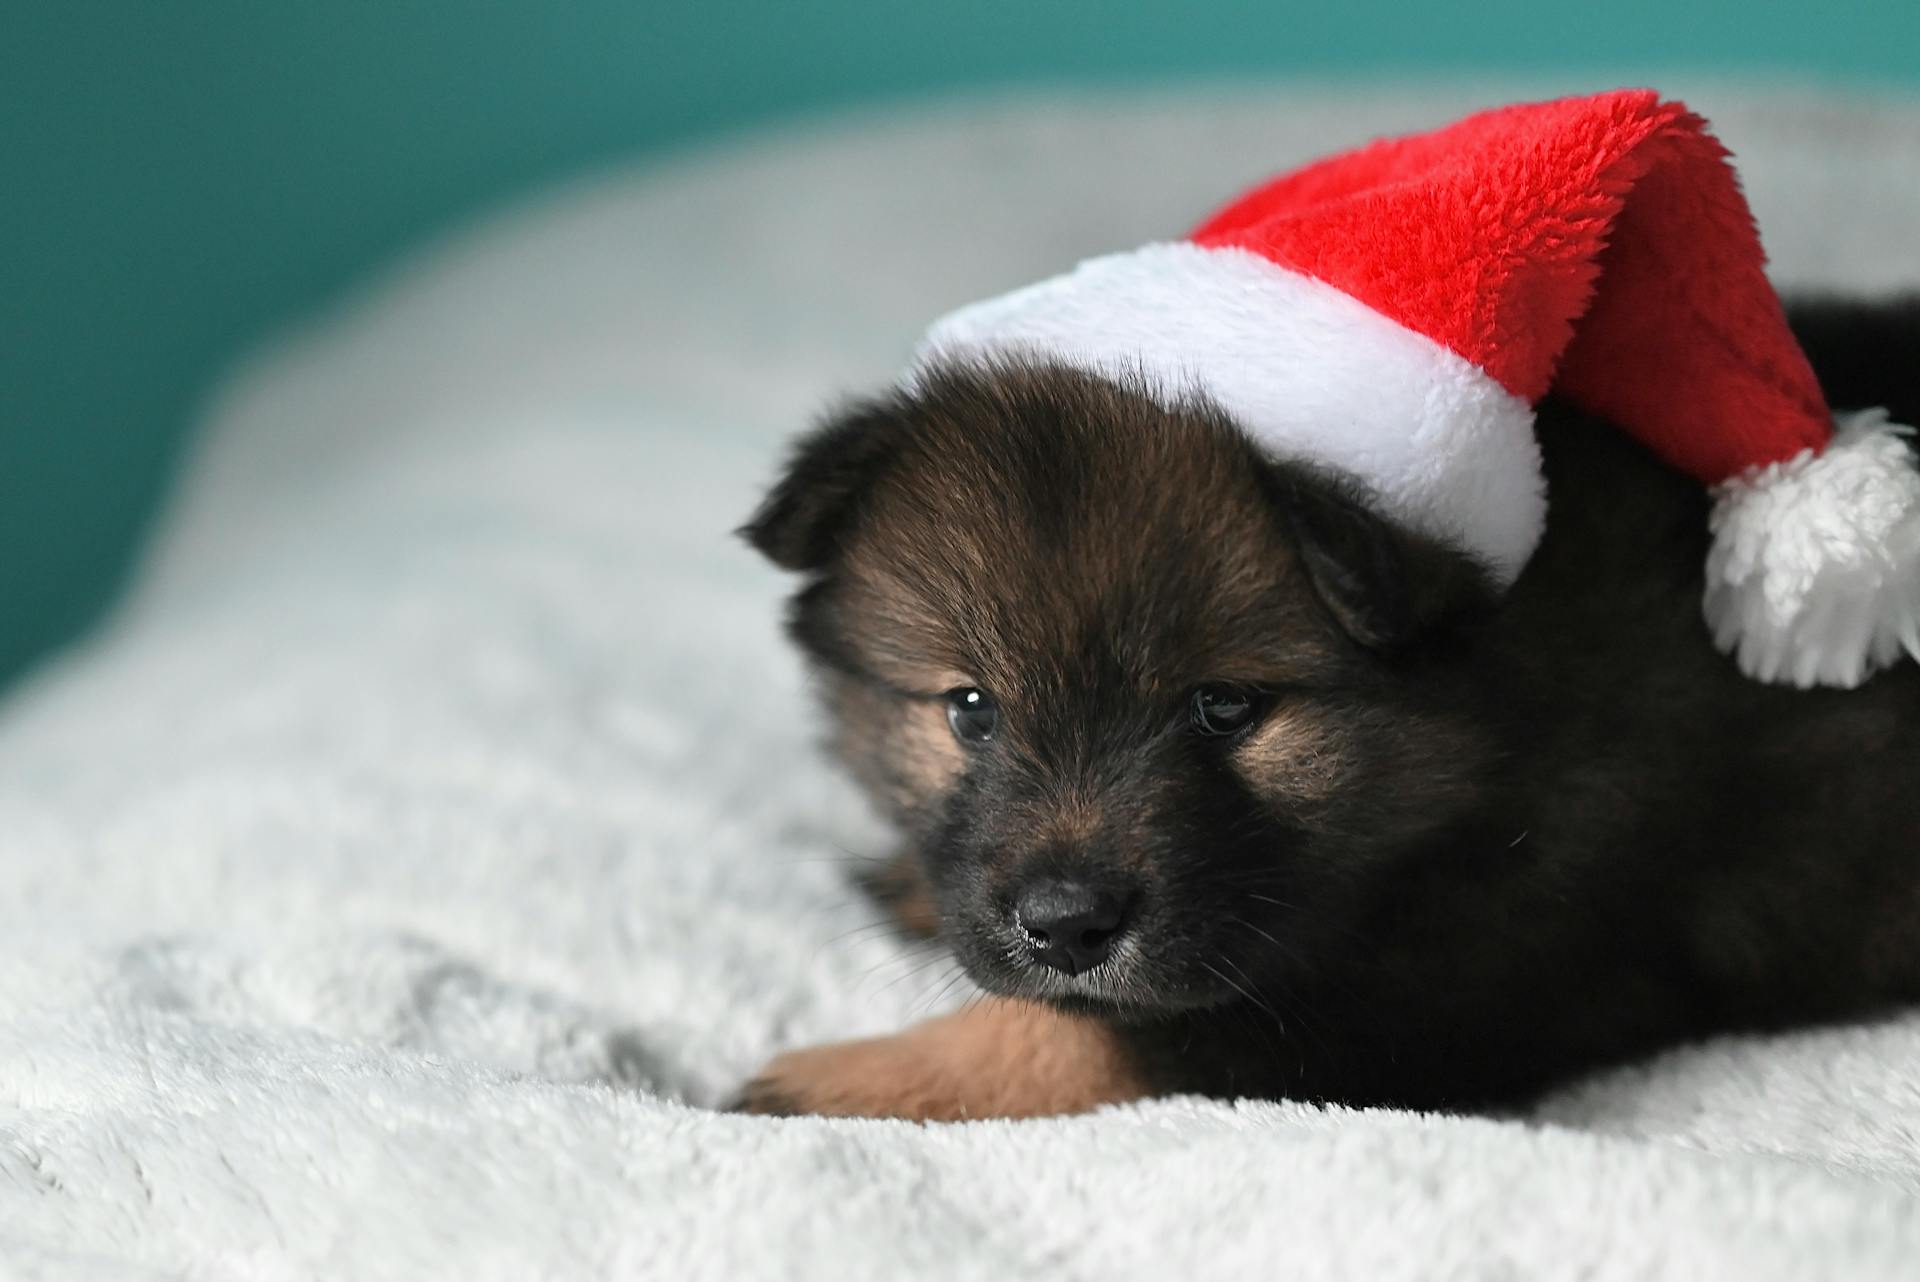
left=894, top=701, right=966, bottom=795
left=859, top=851, right=942, bottom=940
left=825, top=677, right=964, bottom=821
left=734, top=999, right=1146, bottom=1121
left=1033, top=793, right=1103, bottom=848
left=1233, top=704, right=1348, bottom=804
left=886, top=885, right=942, bottom=940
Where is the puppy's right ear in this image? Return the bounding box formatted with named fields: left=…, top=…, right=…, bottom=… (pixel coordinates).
left=740, top=401, right=904, bottom=572
left=1263, top=461, right=1499, bottom=654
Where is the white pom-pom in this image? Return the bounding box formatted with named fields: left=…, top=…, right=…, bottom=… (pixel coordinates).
left=1704, top=409, right=1920, bottom=689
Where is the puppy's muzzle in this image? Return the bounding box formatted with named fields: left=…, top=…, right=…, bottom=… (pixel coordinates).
left=1014, top=878, right=1131, bottom=976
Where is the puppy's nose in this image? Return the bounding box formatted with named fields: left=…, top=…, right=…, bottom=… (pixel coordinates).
left=1015, top=879, right=1128, bottom=976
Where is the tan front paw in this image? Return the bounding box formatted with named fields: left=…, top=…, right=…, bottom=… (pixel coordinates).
left=730, top=1000, right=1148, bottom=1121
left=733, top=1033, right=967, bottom=1121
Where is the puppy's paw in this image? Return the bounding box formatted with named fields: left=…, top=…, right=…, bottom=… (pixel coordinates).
left=729, top=1001, right=1149, bottom=1121
left=730, top=1034, right=964, bottom=1121
left=727, top=1072, right=807, bottom=1118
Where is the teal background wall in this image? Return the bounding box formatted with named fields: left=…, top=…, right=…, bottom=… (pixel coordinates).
left=4, top=2, right=1917, bottom=692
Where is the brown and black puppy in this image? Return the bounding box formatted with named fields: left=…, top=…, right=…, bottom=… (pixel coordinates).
left=736, top=297, right=1920, bottom=1121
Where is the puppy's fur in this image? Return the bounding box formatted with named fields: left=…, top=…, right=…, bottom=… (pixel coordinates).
left=737, top=297, right=1920, bottom=1119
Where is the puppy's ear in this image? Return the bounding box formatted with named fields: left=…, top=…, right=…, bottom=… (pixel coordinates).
left=740, top=401, right=904, bottom=572
left=1264, top=464, right=1498, bottom=652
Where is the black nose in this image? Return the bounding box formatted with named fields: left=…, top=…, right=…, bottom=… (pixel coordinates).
left=1015, top=879, right=1129, bottom=976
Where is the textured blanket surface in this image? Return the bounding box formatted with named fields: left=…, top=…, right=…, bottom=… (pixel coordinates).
left=3, top=85, right=1920, bottom=1281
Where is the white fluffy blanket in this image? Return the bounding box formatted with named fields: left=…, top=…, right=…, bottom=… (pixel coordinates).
left=4, top=86, right=1920, bottom=1281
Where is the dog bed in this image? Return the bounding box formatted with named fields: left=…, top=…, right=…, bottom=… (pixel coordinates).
left=2, top=84, right=1919, bottom=1280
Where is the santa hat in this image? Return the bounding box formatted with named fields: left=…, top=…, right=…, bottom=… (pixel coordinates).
left=912, top=89, right=1920, bottom=689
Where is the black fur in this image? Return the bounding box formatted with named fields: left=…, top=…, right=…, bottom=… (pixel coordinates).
left=748, top=298, right=1920, bottom=1112
left=742, top=402, right=904, bottom=571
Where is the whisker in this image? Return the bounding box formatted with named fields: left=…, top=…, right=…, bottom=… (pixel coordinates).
left=865, top=949, right=954, bottom=998
left=913, top=967, right=976, bottom=1019
left=1219, top=917, right=1391, bottom=1074
left=1200, top=959, right=1297, bottom=1083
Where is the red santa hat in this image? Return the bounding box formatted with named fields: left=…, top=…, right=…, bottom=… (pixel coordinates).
left=912, top=89, right=1920, bottom=689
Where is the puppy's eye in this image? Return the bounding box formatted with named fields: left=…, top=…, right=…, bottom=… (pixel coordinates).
left=945, top=687, right=999, bottom=745
left=1190, top=684, right=1262, bottom=737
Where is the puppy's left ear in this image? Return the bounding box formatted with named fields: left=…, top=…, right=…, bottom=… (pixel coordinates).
left=1265, top=463, right=1499, bottom=653
left=740, top=400, right=904, bottom=572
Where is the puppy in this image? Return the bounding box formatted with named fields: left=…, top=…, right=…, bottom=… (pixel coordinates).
left=735, top=297, right=1920, bottom=1120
